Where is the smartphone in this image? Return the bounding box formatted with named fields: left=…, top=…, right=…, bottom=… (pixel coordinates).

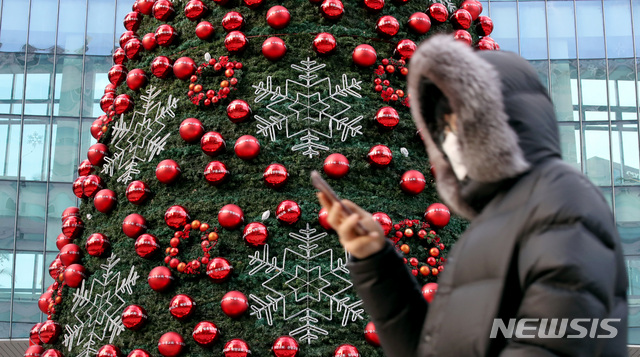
left=311, top=170, right=369, bottom=236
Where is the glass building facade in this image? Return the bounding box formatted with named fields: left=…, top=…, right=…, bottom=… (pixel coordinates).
left=0, top=0, right=639, bottom=344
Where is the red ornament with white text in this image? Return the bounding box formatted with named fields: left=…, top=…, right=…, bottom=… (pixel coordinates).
left=122, top=213, right=147, bottom=238
left=192, top=321, right=219, bottom=347
left=126, top=180, right=151, bottom=205
left=218, top=204, right=244, bottom=230
left=151, top=56, right=173, bottom=79
left=222, top=12, right=245, bottom=32
left=234, top=135, right=260, bottom=160
left=207, top=257, right=232, bottom=282
left=127, top=69, right=148, bottom=91
left=179, top=118, right=204, bottom=143
left=204, top=161, right=229, bottom=185
left=364, top=321, right=380, bottom=347
left=157, top=332, right=185, bottom=357
left=313, top=33, right=337, bottom=55
left=323, top=153, right=349, bottom=179
left=169, top=294, right=196, bottom=320
left=223, top=339, right=251, bottom=357
left=243, top=222, right=268, bottom=247
left=266, top=6, right=290, bottom=29
left=400, top=170, right=426, bottom=195
left=221, top=291, right=248, bottom=318
left=97, top=345, right=122, bottom=357
left=408, top=12, right=431, bottom=35
left=367, top=145, right=393, bottom=168
left=262, top=37, right=287, bottom=61
left=94, top=189, right=117, bottom=213
left=334, top=344, right=359, bottom=357
left=86, top=233, right=110, bottom=257
left=352, top=44, right=377, bottom=67
left=135, top=234, right=160, bottom=258
left=272, top=336, right=299, bottom=357
left=201, top=131, right=226, bottom=156
left=148, top=266, right=174, bottom=292
left=263, top=163, right=288, bottom=189
left=156, top=159, right=181, bottom=184
left=196, top=21, right=215, bottom=40
left=64, top=263, right=87, bottom=288
left=276, top=200, right=301, bottom=225
left=424, top=203, right=450, bottom=228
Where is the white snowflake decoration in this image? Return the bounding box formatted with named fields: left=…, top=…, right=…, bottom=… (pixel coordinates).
left=248, top=224, right=364, bottom=344
left=62, top=254, right=139, bottom=357
left=252, top=58, right=364, bottom=158
left=102, top=85, right=179, bottom=184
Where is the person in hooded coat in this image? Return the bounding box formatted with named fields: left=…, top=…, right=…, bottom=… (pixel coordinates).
left=318, top=35, right=628, bottom=356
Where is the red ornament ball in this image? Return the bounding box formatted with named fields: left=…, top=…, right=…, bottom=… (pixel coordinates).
left=400, top=170, right=426, bottom=195
left=118, top=31, right=137, bottom=48
left=318, top=207, right=332, bottom=230
left=100, top=92, right=114, bottom=113
left=352, top=44, right=377, bottom=67
left=222, top=11, right=244, bottom=32
left=122, top=304, right=148, bottom=330
left=424, top=203, right=450, bottom=228
left=476, top=36, right=499, bottom=51
left=225, top=31, right=248, bottom=53
left=195, top=21, right=215, bottom=40
left=363, top=0, right=384, bottom=12
left=454, top=30, right=472, bottom=46
left=461, top=0, right=483, bottom=20
left=41, top=350, right=64, bottom=357
left=201, top=131, right=226, bottom=157
left=375, top=106, right=399, bottom=130
left=127, top=350, right=151, bottom=357
left=142, top=33, right=157, bottom=51
left=266, top=6, right=290, bottom=29
left=263, top=163, right=288, bottom=189
left=192, top=321, right=219, bottom=347
left=376, top=15, right=399, bottom=37
left=408, top=12, right=431, bottom=35
left=334, top=344, right=359, bottom=357
left=62, top=216, right=84, bottom=240
left=156, top=159, right=181, bottom=184
left=122, top=213, right=147, bottom=238
left=451, top=9, right=472, bottom=29
left=61, top=206, right=79, bottom=222
left=38, top=291, right=52, bottom=314
left=77, top=159, right=94, bottom=176
left=206, top=257, right=233, bottom=283
left=364, top=321, right=380, bottom=347
left=173, top=57, right=196, bottom=80
left=158, top=332, right=185, bottom=357
left=86, top=233, right=110, bottom=257
left=262, top=37, right=287, bottom=61
left=148, top=266, right=174, bottom=292
left=114, top=94, right=134, bottom=114
left=234, top=135, right=260, bottom=160
left=323, top=153, right=350, bottom=179
left=87, top=143, right=108, bottom=166
left=127, top=68, right=148, bottom=91
left=169, top=294, right=196, bottom=320
left=73, top=176, right=86, bottom=198
left=227, top=100, right=252, bottom=123
left=153, top=0, right=175, bottom=21
left=422, top=282, right=438, bottom=302
left=49, top=259, right=64, bottom=281
left=151, top=56, right=173, bottom=79
left=108, top=65, right=127, bottom=86
left=218, top=204, right=244, bottom=230
left=29, top=323, right=42, bottom=344
left=94, top=189, right=117, bottom=213
left=367, top=145, right=393, bottom=168
left=82, top=174, right=104, bottom=198
left=184, top=0, right=207, bottom=21
left=276, top=200, right=301, bottom=225
left=124, top=38, right=143, bottom=60
left=56, top=233, right=72, bottom=250
left=476, top=15, right=494, bottom=37
left=428, top=3, right=448, bottom=22
left=223, top=339, right=250, bottom=357
left=273, top=336, right=299, bottom=357
left=204, top=161, right=229, bottom=185
left=126, top=180, right=151, bottom=205
left=243, top=0, right=264, bottom=9
left=63, top=264, right=87, bottom=288
left=221, top=291, right=248, bottom=318
left=25, top=345, right=45, bottom=357
left=135, top=234, right=160, bottom=259
left=372, top=212, right=392, bottom=236
left=179, top=118, right=204, bottom=143
left=243, top=222, right=268, bottom=247
left=321, top=0, right=344, bottom=20
left=39, top=322, right=62, bottom=345
left=97, top=345, right=122, bottom=357
left=395, top=39, right=417, bottom=59
left=313, top=32, right=337, bottom=55
left=164, top=205, right=190, bottom=230
left=59, top=243, right=81, bottom=266
left=113, top=48, right=127, bottom=66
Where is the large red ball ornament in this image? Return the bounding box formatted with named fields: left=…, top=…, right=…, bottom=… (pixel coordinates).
left=318, top=207, right=331, bottom=230
left=225, top=31, right=248, bottom=53
left=422, top=282, right=438, bottom=302
left=114, top=94, right=134, bottom=114
left=78, top=159, right=94, bottom=176
left=61, top=206, right=80, bottom=222
left=364, top=321, right=380, bottom=347
left=218, top=204, right=244, bottom=230
left=148, top=266, right=174, bottom=292
left=30, top=323, right=43, bottom=345
left=243, top=0, right=263, bottom=9
left=128, top=350, right=151, bottom=357
left=82, top=174, right=104, bottom=198
left=243, top=222, right=268, bottom=247
left=476, top=36, right=499, bottom=51
left=263, top=163, right=288, bottom=188
left=100, top=92, right=115, bottom=113
left=273, top=336, right=299, bottom=357
left=135, top=234, right=160, bottom=258
left=400, top=170, right=426, bottom=195
left=137, top=0, right=155, bottom=15
left=461, top=0, right=483, bottom=20
left=97, top=345, right=122, bottom=357
left=454, top=30, right=472, bottom=46
left=124, top=38, right=143, bottom=60
left=196, top=21, right=215, bottom=40
left=169, top=294, right=196, bottom=320
left=266, top=6, right=290, bottom=29
left=184, top=0, right=207, bottom=20
left=156, top=159, right=181, bottom=184
left=204, top=161, right=229, bottom=185
left=222, top=11, right=244, bottom=32
left=428, top=3, right=448, bottom=22
left=38, top=291, right=52, bottom=313
left=424, top=203, right=450, bottom=228
left=192, top=321, right=219, bottom=347
left=234, top=135, right=260, bottom=160
left=108, top=65, right=127, bottom=86
left=262, top=37, right=287, bottom=61
left=376, top=15, right=399, bottom=37
left=59, top=243, right=81, bottom=266
left=151, top=56, right=173, bottom=79
left=48, top=258, right=64, bottom=279
left=352, top=44, right=377, bottom=67
left=476, top=16, right=494, bottom=37
left=105, top=82, right=116, bottom=93
left=395, top=39, right=416, bottom=59
left=122, top=304, right=148, bottom=330
left=56, top=233, right=72, bottom=250
left=127, top=69, right=148, bottom=91
left=173, top=57, right=196, bottom=80
left=321, top=0, right=344, bottom=20
left=42, top=350, right=64, bottom=357
left=153, top=0, right=175, bottom=21
left=451, top=9, right=472, bottom=30
left=227, top=100, right=252, bottom=123
left=158, top=332, right=185, bottom=357
left=221, top=291, right=248, bottom=318
left=363, top=0, right=384, bottom=12
left=206, top=257, right=233, bottom=283
left=179, top=118, right=204, bottom=143
left=126, top=180, right=151, bottom=205
left=200, top=132, right=226, bottom=157
left=155, top=24, right=177, bottom=47
left=88, top=143, right=109, bottom=166
left=86, top=233, right=110, bottom=257
left=119, top=31, right=137, bottom=48
left=372, top=212, right=392, bottom=236
left=94, top=189, right=117, bottom=213
left=223, top=339, right=250, bottom=357
left=91, top=117, right=104, bottom=140
left=164, top=205, right=190, bottom=230
left=122, top=213, right=147, bottom=238
left=64, top=264, right=87, bottom=288
left=73, top=176, right=86, bottom=198
left=25, top=345, right=44, bottom=357
left=408, top=12, right=431, bottom=35
left=39, top=320, right=62, bottom=344
left=375, top=106, right=399, bottom=129
left=62, top=216, right=84, bottom=239
left=313, top=32, right=337, bottom=55
left=367, top=145, right=393, bottom=168
left=124, top=11, right=142, bottom=32
left=334, top=344, right=359, bottom=357
left=113, top=48, right=127, bottom=66
left=323, top=153, right=350, bottom=179
left=276, top=200, right=301, bottom=225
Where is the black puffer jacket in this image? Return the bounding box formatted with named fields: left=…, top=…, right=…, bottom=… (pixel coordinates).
left=348, top=36, right=628, bottom=356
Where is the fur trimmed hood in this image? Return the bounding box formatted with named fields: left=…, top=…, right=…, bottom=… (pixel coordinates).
left=408, top=35, right=561, bottom=219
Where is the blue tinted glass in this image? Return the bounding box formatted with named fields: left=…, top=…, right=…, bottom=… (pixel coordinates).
left=16, top=182, right=46, bottom=251
left=50, top=120, right=79, bottom=182
left=57, top=0, right=87, bottom=55
left=20, top=118, right=51, bottom=182
left=82, top=56, right=111, bottom=117
left=558, top=123, right=581, bottom=172
left=576, top=1, right=605, bottom=59
left=24, top=54, right=55, bottom=117
left=490, top=2, right=519, bottom=53
left=583, top=124, right=612, bottom=186
left=518, top=1, right=547, bottom=60
left=550, top=60, right=579, bottom=122
left=478, top=1, right=488, bottom=17
left=612, top=123, right=640, bottom=186
left=0, top=53, right=25, bottom=115
left=0, top=118, right=22, bottom=179
left=46, top=183, right=75, bottom=251
left=0, top=0, right=29, bottom=53
left=604, top=1, right=634, bottom=58
left=115, top=0, right=133, bottom=48
left=547, top=1, right=577, bottom=59
left=608, top=59, right=637, bottom=119
left=54, top=55, right=84, bottom=117
left=617, top=187, right=640, bottom=254
left=634, top=0, right=640, bottom=57
left=0, top=180, right=17, bottom=250
left=87, top=0, right=116, bottom=56
left=0, top=250, right=14, bottom=322
left=28, top=0, right=58, bottom=53
left=12, top=252, right=43, bottom=323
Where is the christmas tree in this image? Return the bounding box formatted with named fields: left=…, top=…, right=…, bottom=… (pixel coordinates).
left=29, top=0, right=497, bottom=356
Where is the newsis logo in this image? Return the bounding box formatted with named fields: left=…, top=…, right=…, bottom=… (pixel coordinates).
left=490, top=318, right=621, bottom=339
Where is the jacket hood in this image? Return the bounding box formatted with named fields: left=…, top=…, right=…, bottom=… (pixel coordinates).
left=408, top=35, right=561, bottom=219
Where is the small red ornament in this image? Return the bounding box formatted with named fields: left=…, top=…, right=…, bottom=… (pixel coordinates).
left=165, top=205, right=190, bottom=229
left=124, top=11, right=141, bottom=32
left=86, top=233, right=110, bottom=257
left=94, top=189, right=117, bottom=213
left=196, top=21, right=215, bottom=40
left=41, top=350, right=64, bottom=357
left=142, top=33, right=158, bottom=51
left=122, top=305, right=148, bottom=330
left=262, top=37, right=287, bottom=61
left=461, top=0, right=483, bottom=20
left=184, top=0, right=207, bottom=20
left=206, top=257, right=233, bottom=282
left=179, top=118, right=204, bottom=143
left=90, top=117, right=104, bottom=140
left=273, top=336, right=299, bottom=357
left=276, top=200, right=301, bottom=225
left=364, top=321, right=380, bottom=347
left=313, top=32, right=337, bottom=55
left=78, top=159, right=94, bottom=176
left=169, top=294, right=196, bottom=320
left=422, top=282, right=438, bottom=302
left=428, top=3, right=448, bottom=23
left=153, top=0, right=175, bottom=21
left=376, top=15, right=399, bottom=37
left=135, top=234, right=160, bottom=258
left=218, top=204, right=244, bottom=230
left=395, top=39, right=416, bottom=59
left=73, top=176, right=86, bottom=198
left=56, top=233, right=72, bottom=250
left=400, top=170, right=426, bottom=195
left=173, top=57, right=196, bottom=80
left=100, top=92, right=115, bottom=113
left=201, top=131, right=226, bottom=156
left=204, top=161, right=229, bottom=185
left=119, top=31, right=137, bottom=48
left=108, top=65, right=127, bottom=87
left=223, top=339, right=251, bottom=357
left=243, top=0, right=264, bottom=9
left=427, top=256, right=436, bottom=266
left=104, top=82, right=117, bottom=94
left=114, top=94, right=134, bottom=114
left=243, top=222, right=268, bottom=247
left=97, top=345, right=122, bottom=357
left=61, top=206, right=80, bottom=222
left=64, top=264, right=87, bottom=288
left=476, top=16, right=494, bottom=37
left=334, top=344, right=359, bottom=357
left=408, top=12, right=431, bottom=34
left=151, top=56, right=173, bottom=79
left=88, top=143, right=108, bottom=166
left=82, top=174, right=104, bottom=198
left=424, top=203, right=450, bottom=228
left=321, top=0, right=344, bottom=20
left=126, top=69, right=148, bottom=91
left=39, top=320, right=62, bottom=344
left=122, top=213, right=147, bottom=238
left=476, top=36, right=499, bottom=51
left=352, top=44, right=377, bottom=67
left=266, top=6, right=290, bottom=29
left=25, top=345, right=44, bottom=356
left=263, top=163, right=288, bottom=189
left=451, top=9, right=472, bottom=29
left=318, top=207, right=332, bottom=230
left=156, top=159, right=181, bottom=184
left=227, top=99, right=251, bottom=122
left=158, top=332, right=185, bottom=357
left=137, top=0, right=154, bottom=14
left=148, top=266, right=174, bottom=292
left=454, top=30, right=472, bottom=46
left=222, top=12, right=244, bottom=32
left=38, top=291, right=52, bottom=313
left=155, top=24, right=177, bottom=47
left=49, top=258, right=64, bottom=280
left=62, top=216, right=84, bottom=239
left=192, top=321, right=219, bottom=347
left=234, top=135, right=260, bottom=160
left=372, top=212, right=392, bottom=236
left=225, top=31, right=248, bottom=53
left=323, top=153, right=350, bottom=179
left=59, top=243, right=81, bottom=266
left=363, top=0, right=384, bottom=12
left=367, top=145, right=393, bottom=168
left=126, top=180, right=151, bottom=205
left=221, top=291, right=248, bottom=318
left=124, top=38, right=143, bottom=60
left=375, top=106, right=399, bottom=129
left=127, top=350, right=151, bottom=357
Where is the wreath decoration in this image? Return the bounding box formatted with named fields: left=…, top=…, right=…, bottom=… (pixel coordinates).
left=163, top=219, right=221, bottom=274
left=373, top=57, right=410, bottom=107
left=187, top=55, right=243, bottom=107
left=389, top=219, right=447, bottom=280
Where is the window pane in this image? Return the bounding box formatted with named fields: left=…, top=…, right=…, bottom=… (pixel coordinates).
left=50, top=119, right=79, bottom=182
left=604, top=0, right=634, bottom=59
left=28, top=0, right=58, bottom=53
left=46, top=183, right=75, bottom=251
left=634, top=0, right=640, bottom=58
left=0, top=250, right=14, bottom=321
left=608, top=59, right=637, bottom=121
left=82, top=56, right=112, bottom=117
left=0, top=0, right=29, bottom=53
left=600, top=187, right=613, bottom=212
left=559, top=123, right=581, bottom=172
left=57, top=0, right=87, bottom=55
left=583, top=124, right=612, bottom=186
left=547, top=1, right=576, bottom=60
left=0, top=117, right=22, bottom=179
left=44, top=252, right=57, bottom=290
left=0, top=322, right=8, bottom=338
left=87, top=0, right=116, bottom=56
left=489, top=2, right=519, bottom=54
left=518, top=1, right=547, bottom=60
left=616, top=187, right=640, bottom=254
left=115, top=0, right=134, bottom=47
left=16, top=182, right=46, bottom=251
left=80, top=118, right=97, bottom=157
left=12, top=322, right=34, bottom=338
left=20, top=118, right=51, bottom=182
left=12, top=252, right=43, bottom=323
left=24, top=54, right=55, bottom=117
left=576, top=1, right=605, bottom=59
left=580, top=59, right=608, bottom=115
left=612, top=123, right=640, bottom=186
left=550, top=60, right=578, bottom=122
left=0, top=181, right=17, bottom=250
left=54, top=55, right=83, bottom=117
left=528, top=60, right=549, bottom=92
left=0, top=53, right=26, bottom=115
